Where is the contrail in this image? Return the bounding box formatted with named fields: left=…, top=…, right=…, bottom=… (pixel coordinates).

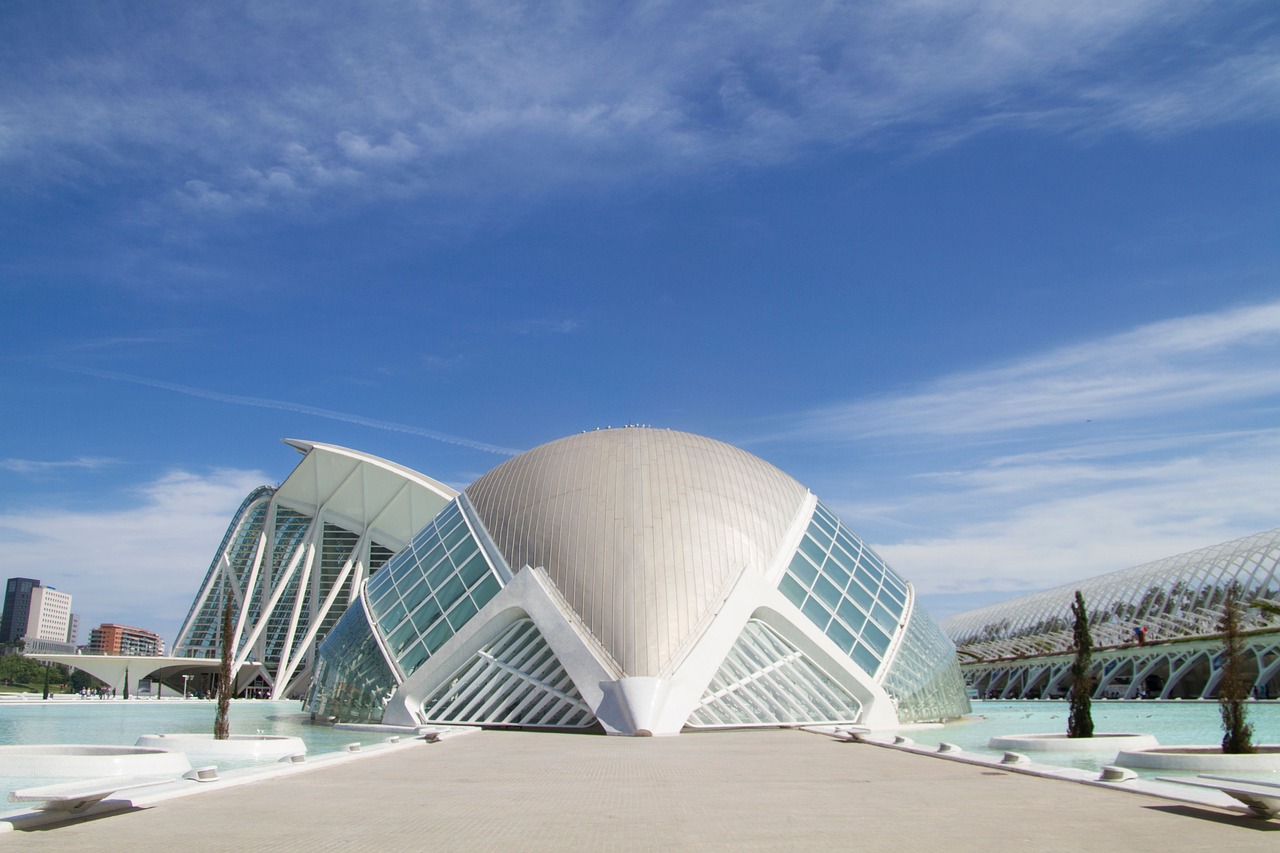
left=62, top=366, right=523, bottom=457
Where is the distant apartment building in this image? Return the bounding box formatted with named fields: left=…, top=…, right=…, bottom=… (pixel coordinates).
left=1, top=578, right=41, bottom=645
left=26, top=586, right=72, bottom=642
left=88, top=623, right=165, bottom=657
left=67, top=612, right=79, bottom=647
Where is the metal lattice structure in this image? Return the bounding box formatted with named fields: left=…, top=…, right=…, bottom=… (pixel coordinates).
left=942, top=528, right=1280, bottom=700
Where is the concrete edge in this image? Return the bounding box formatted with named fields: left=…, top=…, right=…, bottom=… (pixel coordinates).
left=800, top=727, right=1252, bottom=818
left=0, top=734, right=437, bottom=833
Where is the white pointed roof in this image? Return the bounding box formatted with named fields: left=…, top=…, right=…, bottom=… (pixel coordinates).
left=275, top=440, right=457, bottom=552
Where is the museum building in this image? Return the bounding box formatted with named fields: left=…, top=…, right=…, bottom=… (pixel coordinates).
left=941, top=528, right=1280, bottom=701
left=175, top=428, right=969, bottom=735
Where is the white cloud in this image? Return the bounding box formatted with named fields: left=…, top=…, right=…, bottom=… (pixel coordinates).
left=0, top=469, right=268, bottom=646
left=0, top=457, right=117, bottom=475
left=785, top=300, right=1280, bottom=442
left=873, top=430, right=1280, bottom=597
left=1, top=1, right=1273, bottom=215
left=778, top=301, right=1280, bottom=614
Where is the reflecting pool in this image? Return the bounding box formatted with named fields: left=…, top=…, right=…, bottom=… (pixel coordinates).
left=907, top=699, right=1280, bottom=779
left=0, top=698, right=393, bottom=815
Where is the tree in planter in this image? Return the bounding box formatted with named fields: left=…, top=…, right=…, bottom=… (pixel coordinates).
left=214, top=599, right=233, bottom=740
left=1067, top=590, right=1094, bottom=739
left=1218, top=586, right=1254, bottom=754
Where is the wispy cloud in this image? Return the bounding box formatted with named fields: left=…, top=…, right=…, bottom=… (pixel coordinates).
left=772, top=300, right=1280, bottom=615
left=782, top=300, right=1280, bottom=443
left=1, top=2, right=1273, bottom=217
left=515, top=319, right=581, bottom=335
left=60, top=366, right=523, bottom=457
left=871, top=430, right=1280, bottom=600
left=0, top=457, right=117, bottom=475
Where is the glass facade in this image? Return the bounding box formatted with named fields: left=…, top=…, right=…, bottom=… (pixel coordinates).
left=363, top=500, right=504, bottom=678
left=307, top=600, right=397, bottom=724
left=778, top=501, right=908, bottom=677
left=176, top=489, right=275, bottom=659
left=880, top=607, right=971, bottom=722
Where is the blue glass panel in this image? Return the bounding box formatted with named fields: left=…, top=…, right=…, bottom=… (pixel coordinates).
left=446, top=595, right=478, bottom=631
left=471, top=574, right=501, bottom=606
left=457, top=551, right=490, bottom=587
left=425, top=554, right=453, bottom=588
left=779, top=573, right=807, bottom=607
left=836, top=598, right=866, bottom=632
left=388, top=619, right=420, bottom=655
left=799, top=536, right=828, bottom=566
left=801, top=596, right=831, bottom=629
left=399, top=578, right=432, bottom=614
left=436, top=574, right=467, bottom=610
left=871, top=601, right=899, bottom=631
left=827, top=618, right=856, bottom=653
left=377, top=600, right=407, bottom=635
left=440, top=521, right=469, bottom=552
left=788, top=553, right=818, bottom=586
left=861, top=620, right=891, bottom=655
left=423, top=618, right=452, bottom=654
left=845, top=579, right=875, bottom=612
left=813, top=575, right=842, bottom=609
left=410, top=596, right=442, bottom=631
left=851, top=642, right=880, bottom=674
left=823, top=556, right=851, bottom=589
left=400, top=643, right=430, bottom=674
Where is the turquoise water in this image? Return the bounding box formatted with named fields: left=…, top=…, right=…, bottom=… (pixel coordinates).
left=905, top=699, right=1280, bottom=778
left=0, top=698, right=396, bottom=815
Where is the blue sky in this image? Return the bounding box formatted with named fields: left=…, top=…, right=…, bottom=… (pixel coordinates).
left=2, top=1, right=1278, bottom=645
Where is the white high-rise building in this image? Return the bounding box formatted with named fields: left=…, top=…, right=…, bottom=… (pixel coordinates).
left=26, top=586, right=72, bottom=644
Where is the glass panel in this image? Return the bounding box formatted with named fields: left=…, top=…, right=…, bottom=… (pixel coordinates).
left=826, top=618, right=856, bottom=653
left=446, top=595, right=478, bottom=631
left=813, top=575, right=842, bottom=609
left=435, top=574, right=467, bottom=610
left=779, top=574, right=807, bottom=607
left=799, top=536, right=828, bottom=566
left=801, top=596, right=831, bottom=629
left=423, top=619, right=452, bottom=654
left=471, top=574, right=501, bottom=607
left=851, top=642, right=880, bottom=674
left=457, top=551, right=490, bottom=587
left=788, top=553, right=818, bottom=587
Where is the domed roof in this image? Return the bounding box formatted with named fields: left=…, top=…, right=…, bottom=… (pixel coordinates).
left=464, top=428, right=809, bottom=676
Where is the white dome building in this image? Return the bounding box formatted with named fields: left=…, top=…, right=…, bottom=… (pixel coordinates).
left=304, top=428, right=968, bottom=735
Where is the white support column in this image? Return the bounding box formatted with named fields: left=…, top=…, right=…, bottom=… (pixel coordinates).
left=234, top=519, right=318, bottom=670
left=272, top=530, right=365, bottom=699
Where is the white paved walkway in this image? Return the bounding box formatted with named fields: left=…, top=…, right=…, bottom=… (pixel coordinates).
left=5, top=729, right=1277, bottom=851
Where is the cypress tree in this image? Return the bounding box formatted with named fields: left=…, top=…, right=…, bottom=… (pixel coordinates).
left=1218, top=587, right=1254, bottom=754
left=1067, top=591, right=1094, bottom=739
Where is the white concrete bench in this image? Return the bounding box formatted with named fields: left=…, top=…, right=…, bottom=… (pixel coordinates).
left=1157, top=775, right=1280, bottom=819
left=1199, top=774, right=1280, bottom=790
left=8, top=775, right=172, bottom=813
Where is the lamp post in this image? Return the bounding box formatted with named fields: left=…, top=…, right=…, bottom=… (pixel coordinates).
left=182, top=674, right=191, bottom=699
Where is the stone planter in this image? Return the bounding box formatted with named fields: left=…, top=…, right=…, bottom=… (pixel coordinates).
left=0, top=744, right=192, bottom=778
left=1114, top=745, right=1280, bottom=772
left=135, top=733, right=306, bottom=761
left=988, top=732, right=1159, bottom=752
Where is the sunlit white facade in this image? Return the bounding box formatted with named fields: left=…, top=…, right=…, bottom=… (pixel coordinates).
left=942, top=528, right=1280, bottom=700
left=303, top=428, right=969, bottom=735
left=171, top=440, right=456, bottom=699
